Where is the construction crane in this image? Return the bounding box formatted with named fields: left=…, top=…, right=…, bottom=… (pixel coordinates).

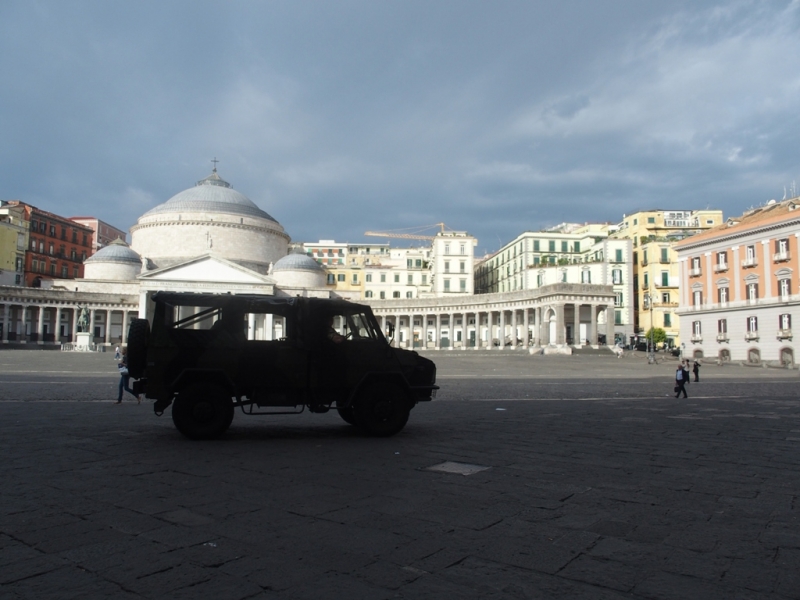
left=364, top=222, right=450, bottom=240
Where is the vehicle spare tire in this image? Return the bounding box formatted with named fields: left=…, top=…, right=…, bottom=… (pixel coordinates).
left=126, top=318, right=150, bottom=379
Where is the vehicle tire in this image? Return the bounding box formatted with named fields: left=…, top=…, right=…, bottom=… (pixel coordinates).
left=126, top=318, right=150, bottom=379
left=171, top=383, right=234, bottom=440
left=337, top=405, right=357, bottom=425
left=353, top=381, right=411, bottom=437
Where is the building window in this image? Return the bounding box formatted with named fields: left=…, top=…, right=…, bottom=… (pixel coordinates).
left=327, top=274, right=335, bottom=284
left=775, top=238, right=790, bottom=262
left=561, top=241, right=568, bottom=252
left=716, top=251, right=728, bottom=271
left=780, top=313, right=791, bottom=330
left=581, top=270, right=591, bottom=283
left=460, top=244, right=466, bottom=255
left=364, top=290, right=373, bottom=298
left=366, top=274, right=372, bottom=283
left=744, top=245, right=756, bottom=267
left=615, top=249, right=622, bottom=262
left=574, top=242, right=580, bottom=253
left=693, top=321, right=702, bottom=335
left=444, top=279, right=451, bottom=291
left=690, top=256, right=701, bottom=275
left=693, top=290, right=702, bottom=306
left=747, top=316, right=758, bottom=333
left=534, top=240, right=540, bottom=252
left=394, top=274, right=400, bottom=283
left=335, top=273, right=343, bottom=282
left=460, top=279, right=466, bottom=292
left=15, top=257, right=23, bottom=272
left=660, top=271, right=669, bottom=286
left=61, top=265, right=68, bottom=278
left=614, top=310, right=622, bottom=325
left=392, top=291, right=400, bottom=298
left=747, top=283, right=758, bottom=302
left=422, top=274, right=427, bottom=285
left=644, top=273, right=649, bottom=288
left=351, top=274, right=358, bottom=284
left=718, top=319, right=727, bottom=334
left=32, top=259, right=38, bottom=272
left=379, top=291, right=385, bottom=299
left=612, top=269, right=622, bottom=284
left=380, top=274, right=386, bottom=283
left=460, top=261, right=466, bottom=273
left=548, top=240, right=555, bottom=252
left=50, top=263, right=56, bottom=275
left=73, top=266, right=79, bottom=277
left=406, top=291, right=413, bottom=298
left=718, top=287, right=728, bottom=304
left=444, top=244, right=450, bottom=255
left=660, top=248, right=668, bottom=263
left=444, top=261, right=450, bottom=273
left=407, top=274, right=413, bottom=284
left=664, top=313, right=671, bottom=327
left=779, top=278, right=790, bottom=299
left=648, top=217, right=655, bottom=223
left=614, top=292, right=623, bottom=307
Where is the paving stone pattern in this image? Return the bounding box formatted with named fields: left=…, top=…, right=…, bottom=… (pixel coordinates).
left=1, top=351, right=799, bottom=599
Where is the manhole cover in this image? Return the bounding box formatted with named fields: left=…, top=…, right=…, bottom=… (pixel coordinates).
left=424, top=461, right=491, bottom=476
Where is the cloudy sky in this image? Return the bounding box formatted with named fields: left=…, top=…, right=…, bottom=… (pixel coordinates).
left=2, top=1, right=799, bottom=253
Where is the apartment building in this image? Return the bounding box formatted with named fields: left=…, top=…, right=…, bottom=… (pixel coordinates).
left=612, top=209, right=724, bottom=347
left=474, top=224, right=633, bottom=343
left=1, top=201, right=94, bottom=287
left=675, top=198, right=800, bottom=365
left=69, top=217, right=128, bottom=251
left=0, top=203, right=28, bottom=287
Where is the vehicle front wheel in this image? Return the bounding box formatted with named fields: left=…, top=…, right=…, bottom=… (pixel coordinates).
left=353, top=381, right=412, bottom=437
left=172, top=383, right=234, bottom=440
left=337, top=404, right=357, bottom=425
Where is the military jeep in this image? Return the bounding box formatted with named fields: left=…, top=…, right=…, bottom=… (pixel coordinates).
left=126, top=292, right=437, bottom=439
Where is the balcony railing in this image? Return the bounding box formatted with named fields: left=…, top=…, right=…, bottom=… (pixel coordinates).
left=713, top=263, right=728, bottom=273
left=742, top=257, right=758, bottom=268
left=641, top=259, right=649, bottom=266
left=774, top=251, right=791, bottom=263
left=690, top=334, right=703, bottom=343
left=655, top=282, right=676, bottom=289
left=716, top=333, right=729, bottom=342
left=777, top=329, right=793, bottom=340
left=744, top=331, right=759, bottom=341
left=659, top=258, right=670, bottom=264
left=689, top=267, right=702, bottom=277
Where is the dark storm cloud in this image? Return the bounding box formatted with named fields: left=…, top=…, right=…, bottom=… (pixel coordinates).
left=1, top=0, right=798, bottom=252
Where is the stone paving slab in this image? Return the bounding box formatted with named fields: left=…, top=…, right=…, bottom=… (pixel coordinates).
left=0, top=351, right=799, bottom=598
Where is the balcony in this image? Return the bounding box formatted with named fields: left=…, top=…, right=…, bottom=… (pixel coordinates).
left=713, top=263, right=728, bottom=273
left=744, top=331, right=759, bottom=341
left=777, top=329, right=793, bottom=340
left=641, top=258, right=649, bottom=267
left=742, top=257, right=758, bottom=268
left=689, top=267, right=702, bottom=277
left=659, top=258, right=670, bottom=264
left=774, top=251, right=791, bottom=263
left=716, top=333, right=729, bottom=343
left=690, top=334, right=703, bottom=343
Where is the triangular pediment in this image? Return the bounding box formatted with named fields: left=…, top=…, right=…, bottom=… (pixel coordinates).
left=139, top=254, right=274, bottom=284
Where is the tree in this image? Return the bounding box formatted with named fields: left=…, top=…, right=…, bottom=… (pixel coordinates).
left=645, top=327, right=667, bottom=347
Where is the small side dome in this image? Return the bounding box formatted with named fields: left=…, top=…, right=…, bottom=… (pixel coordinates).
left=83, top=238, right=142, bottom=281
left=273, top=252, right=325, bottom=273
left=271, top=251, right=326, bottom=289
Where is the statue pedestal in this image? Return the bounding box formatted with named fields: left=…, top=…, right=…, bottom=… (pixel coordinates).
left=75, top=332, right=93, bottom=351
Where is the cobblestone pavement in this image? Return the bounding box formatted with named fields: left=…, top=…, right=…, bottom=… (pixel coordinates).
left=1, top=351, right=799, bottom=599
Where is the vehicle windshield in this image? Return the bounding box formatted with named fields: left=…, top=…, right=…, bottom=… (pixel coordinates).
left=328, top=310, right=381, bottom=341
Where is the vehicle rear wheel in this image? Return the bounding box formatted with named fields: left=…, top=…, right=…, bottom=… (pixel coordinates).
left=337, top=405, right=357, bottom=425
left=126, top=319, right=150, bottom=379
left=171, top=383, right=234, bottom=440
left=353, top=381, right=411, bottom=437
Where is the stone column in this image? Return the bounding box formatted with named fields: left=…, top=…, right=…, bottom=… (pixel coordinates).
left=522, top=308, right=530, bottom=347
left=497, top=309, right=506, bottom=350
left=533, top=307, right=541, bottom=346
left=486, top=311, right=493, bottom=348
left=121, top=311, right=128, bottom=344
left=89, top=308, right=96, bottom=341
left=37, top=305, right=45, bottom=345
left=473, top=311, right=481, bottom=350
left=511, top=309, right=518, bottom=348
left=462, top=312, right=468, bottom=349
left=422, top=314, right=428, bottom=349
left=555, top=304, right=565, bottom=345
left=2, top=304, right=9, bottom=343
left=20, top=305, right=28, bottom=342
left=55, top=307, right=62, bottom=343
left=71, top=308, right=78, bottom=342
left=435, top=314, right=441, bottom=350
left=606, top=306, right=615, bottom=345
left=573, top=303, right=581, bottom=347
left=105, top=309, right=112, bottom=344
left=447, top=312, right=454, bottom=349
left=589, top=305, right=597, bottom=346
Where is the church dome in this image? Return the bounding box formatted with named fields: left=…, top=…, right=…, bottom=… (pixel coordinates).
left=83, top=238, right=142, bottom=281
left=273, top=252, right=325, bottom=272
left=140, top=171, right=278, bottom=222
left=130, top=167, right=290, bottom=274
left=271, top=251, right=326, bottom=289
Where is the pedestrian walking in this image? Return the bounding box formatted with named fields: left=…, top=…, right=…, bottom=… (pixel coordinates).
left=693, top=360, right=701, bottom=382
left=116, top=349, right=140, bottom=404
left=675, top=362, right=688, bottom=398
left=114, top=345, right=120, bottom=360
